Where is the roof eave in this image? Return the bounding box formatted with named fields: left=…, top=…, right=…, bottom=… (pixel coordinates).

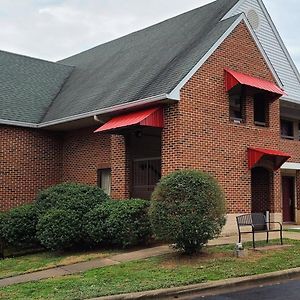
left=0, top=119, right=39, bottom=128
left=281, top=96, right=300, bottom=105
left=39, top=93, right=176, bottom=128
left=0, top=94, right=177, bottom=129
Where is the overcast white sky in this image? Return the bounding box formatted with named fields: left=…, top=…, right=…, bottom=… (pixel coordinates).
left=0, top=0, right=299, bottom=68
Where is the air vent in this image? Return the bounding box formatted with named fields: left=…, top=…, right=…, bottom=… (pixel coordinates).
left=247, top=9, right=260, bottom=30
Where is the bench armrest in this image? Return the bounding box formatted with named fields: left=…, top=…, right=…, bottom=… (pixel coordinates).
left=267, top=221, right=282, bottom=229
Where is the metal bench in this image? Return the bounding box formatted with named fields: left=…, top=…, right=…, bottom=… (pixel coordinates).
left=236, top=213, right=283, bottom=248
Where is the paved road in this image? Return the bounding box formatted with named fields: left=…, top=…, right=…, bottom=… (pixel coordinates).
left=181, top=278, right=300, bottom=300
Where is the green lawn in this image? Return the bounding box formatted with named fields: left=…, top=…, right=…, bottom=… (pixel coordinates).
left=0, top=249, right=118, bottom=280
left=1, top=239, right=300, bottom=300
left=284, top=229, right=300, bottom=233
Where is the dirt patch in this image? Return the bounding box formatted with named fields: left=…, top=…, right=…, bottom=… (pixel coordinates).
left=159, top=249, right=264, bottom=269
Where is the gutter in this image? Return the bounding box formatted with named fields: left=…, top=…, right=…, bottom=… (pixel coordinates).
left=0, top=119, right=39, bottom=129
left=0, top=93, right=176, bottom=129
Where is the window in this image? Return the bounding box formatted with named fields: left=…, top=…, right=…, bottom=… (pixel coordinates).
left=229, top=93, right=244, bottom=122
left=254, top=94, right=268, bottom=126
left=97, top=169, right=111, bottom=195
left=281, top=119, right=294, bottom=140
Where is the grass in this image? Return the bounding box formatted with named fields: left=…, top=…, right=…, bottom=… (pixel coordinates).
left=1, top=239, right=300, bottom=300
left=284, top=229, right=300, bottom=233
left=0, top=248, right=118, bottom=280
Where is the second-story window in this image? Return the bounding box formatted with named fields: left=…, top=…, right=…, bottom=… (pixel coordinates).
left=254, top=94, right=268, bottom=126
left=281, top=119, right=294, bottom=140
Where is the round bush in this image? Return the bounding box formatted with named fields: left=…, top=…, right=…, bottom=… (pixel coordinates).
left=1, top=205, right=38, bottom=247
left=35, top=183, right=110, bottom=216
left=83, top=205, right=111, bottom=245
left=36, top=209, right=80, bottom=251
left=150, top=170, right=226, bottom=254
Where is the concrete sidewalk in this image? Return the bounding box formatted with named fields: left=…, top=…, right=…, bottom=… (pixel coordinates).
left=0, top=231, right=299, bottom=288
left=0, top=245, right=172, bottom=287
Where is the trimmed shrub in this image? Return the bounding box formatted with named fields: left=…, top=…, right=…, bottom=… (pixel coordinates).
left=84, top=199, right=152, bottom=248
left=35, top=183, right=110, bottom=216
left=150, top=170, right=226, bottom=254
left=0, top=212, right=5, bottom=241
left=106, top=199, right=152, bottom=248
left=0, top=205, right=38, bottom=247
left=83, top=205, right=111, bottom=245
left=36, top=209, right=80, bottom=251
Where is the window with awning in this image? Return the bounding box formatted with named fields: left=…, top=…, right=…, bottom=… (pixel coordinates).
left=225, top=69, right=286, bottom=126
left=224, top=69, right=286, bottom=98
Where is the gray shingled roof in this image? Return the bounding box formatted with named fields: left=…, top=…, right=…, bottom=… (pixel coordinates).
left=0, top=0, right=239, bottom=125
left=43, top=0, right=239, bottom=123
left=0, top=51, right=73, bottom=123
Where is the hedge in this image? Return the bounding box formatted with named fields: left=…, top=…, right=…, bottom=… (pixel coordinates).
left=84, top=199, right=152, bottom=248
left=35, top=183, right=110, bottom=216
left=0, top=204, right=38, bottom=247
left=36, top=209, right=81, bottom=251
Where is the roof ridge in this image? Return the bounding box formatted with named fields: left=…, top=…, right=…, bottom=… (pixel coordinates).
left=39, top=66, right=75, bottom=123
left=0, top=49, right=72, bottom=68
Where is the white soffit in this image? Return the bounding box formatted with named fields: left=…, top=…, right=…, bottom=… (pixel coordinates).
left=281, top=162, right=300, bottom=170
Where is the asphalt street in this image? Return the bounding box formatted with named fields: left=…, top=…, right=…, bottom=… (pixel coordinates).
left=180, top=278, right=300, bottom=300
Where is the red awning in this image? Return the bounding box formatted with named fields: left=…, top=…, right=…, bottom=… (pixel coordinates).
left=248, top=147, right=291, bottom=171
left=94, top=107, right=164, bottom=133
left=225, top=69, right=286, bottom=97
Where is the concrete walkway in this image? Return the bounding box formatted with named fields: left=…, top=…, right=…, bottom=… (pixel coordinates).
left=0, top=245, right=172, bottom=287
left=0, top=231, right=299, bottom=288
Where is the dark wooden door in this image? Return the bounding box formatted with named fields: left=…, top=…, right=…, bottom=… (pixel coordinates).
left=282, top=176, right=295, bottom=223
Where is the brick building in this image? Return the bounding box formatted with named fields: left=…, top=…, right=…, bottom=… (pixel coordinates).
left=1, top=0, right=300, bottom=233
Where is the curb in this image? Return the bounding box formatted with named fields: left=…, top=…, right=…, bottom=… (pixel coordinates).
left=90, top=267, right=300, bottom=299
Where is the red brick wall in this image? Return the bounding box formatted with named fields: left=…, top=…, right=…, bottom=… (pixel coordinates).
left=62, top=127, right=111, bottom=185
left=0, top=125, right=62, bottom=211
left=251, top=167, right=271, bottom=213
left=61, top=129, right=132, bottom=199
left=162, top=22, right=300, bottom=214
left=110, top=135, right=130, bottom=199
left=0, top=124, right=129, bottom=210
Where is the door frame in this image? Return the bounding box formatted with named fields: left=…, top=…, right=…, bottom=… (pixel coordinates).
left=282, top=174, right=296, bottom=223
